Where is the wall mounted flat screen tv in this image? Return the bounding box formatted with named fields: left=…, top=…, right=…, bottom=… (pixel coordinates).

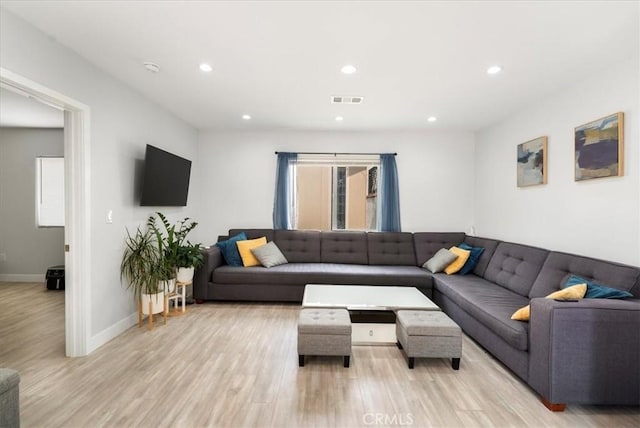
left=140, top=144, right=191, bottom=206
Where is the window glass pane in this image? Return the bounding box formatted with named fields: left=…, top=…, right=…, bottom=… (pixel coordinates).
left=36, top=157, right=64, bottom=227
left=296, top=158, right=379, bottom=231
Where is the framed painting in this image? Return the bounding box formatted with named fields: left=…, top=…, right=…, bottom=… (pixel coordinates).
left=517, top=136, right=547, bottom=187
left=575, top=112, right=624, bottom=181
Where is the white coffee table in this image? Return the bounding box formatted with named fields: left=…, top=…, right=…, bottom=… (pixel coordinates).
left=302, top=284, right=440, bottom=345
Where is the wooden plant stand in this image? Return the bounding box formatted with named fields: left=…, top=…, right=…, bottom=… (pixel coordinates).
left=167, top=280, right=192, bottom=316
left=138, top=294, right=168, bottom=331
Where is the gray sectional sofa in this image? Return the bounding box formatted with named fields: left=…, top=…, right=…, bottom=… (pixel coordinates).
left=193, top=228, right=640, bottom=410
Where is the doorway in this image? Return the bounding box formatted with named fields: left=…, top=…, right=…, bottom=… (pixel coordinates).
left=1, top=68, right=90, bottom=356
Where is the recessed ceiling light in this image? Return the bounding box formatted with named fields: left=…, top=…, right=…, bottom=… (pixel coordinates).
left=335, top=116, right=344, bottom=122
left=487, top=65, right=502, bottom=75
left=427, top=116, right=437, bottom=122
left=341, top=65, right=357, bottom=74
left=199, top=63, right=213, bottom=72
left=143, top=62, right=160, bottom=73
left=242, top=114, right=251, bottom=120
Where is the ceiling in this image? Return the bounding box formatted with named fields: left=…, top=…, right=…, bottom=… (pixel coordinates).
left=1, top=1, right=638, bottom=131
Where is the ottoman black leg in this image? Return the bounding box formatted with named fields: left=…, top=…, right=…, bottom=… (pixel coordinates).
left=344, top=356, right=350, bottom=368
left=396, top=341, right=403, bottom=350
left=298, top=355, right=305, bottom=367
left=408, top=357, right=415, bottom=369
left=452, top=358, right=460, bottom=370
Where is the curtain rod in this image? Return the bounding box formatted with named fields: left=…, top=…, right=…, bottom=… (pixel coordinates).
left=275, top=151, right=396, bottom=156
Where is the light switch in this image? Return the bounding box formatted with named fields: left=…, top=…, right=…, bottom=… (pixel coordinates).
left=107, top=210, right=113, bottom=224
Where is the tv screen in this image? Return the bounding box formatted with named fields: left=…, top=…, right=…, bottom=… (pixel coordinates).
left=140, top=144, right=191, bottom=206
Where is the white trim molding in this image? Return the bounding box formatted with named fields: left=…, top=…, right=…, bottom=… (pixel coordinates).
left=1, top=67, right=92, bottom=357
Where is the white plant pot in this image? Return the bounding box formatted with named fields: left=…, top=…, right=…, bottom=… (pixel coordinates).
left=176, top=267, right=195, bottom=283
left=160, top=279, right=176, bottom=293
left=140, top=291, right=165, bottom=315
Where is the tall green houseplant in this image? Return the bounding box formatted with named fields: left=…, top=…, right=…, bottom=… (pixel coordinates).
left=120, top=226, right=162, bottom=299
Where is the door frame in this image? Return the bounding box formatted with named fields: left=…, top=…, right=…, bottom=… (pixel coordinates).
left=1, top=67, right=91, bottom=357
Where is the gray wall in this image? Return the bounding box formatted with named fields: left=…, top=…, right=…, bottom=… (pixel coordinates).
left=0, top=127, right=65, bottom=277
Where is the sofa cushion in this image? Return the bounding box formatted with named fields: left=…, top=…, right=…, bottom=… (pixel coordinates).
left=321, top=231, right=368, bottom=265
left=529, top=251, right=640, bottom=298
left=237, top=237, right=267, bottom=267
left=423, top=248, right=458, bottom=273
left=463, top=236, right=500, bottom=277
left=511, top=283, right=588, bottom=321
left=274, top=230, right=321, bottom=263
left=413, top=232, right=466, bottom=266
left=215, top=232, right=247, bottom=266
left=434, top=275, right=530, bottom=351
left=458, top=243, right=485, bottom=275
left=564, top=274, right=634, bottom=299
left=213, top=263, right=433, bottom=288
left=367, top=232, right=416, bottom=266
left=444, top=246, right=471, bottom=275
left=251, top=241, right=288, bottom=268
left=483, top=242, right=549, bottom=297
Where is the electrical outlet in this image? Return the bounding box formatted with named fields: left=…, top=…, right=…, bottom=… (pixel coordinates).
left=0, top=253, right=6, bottom=262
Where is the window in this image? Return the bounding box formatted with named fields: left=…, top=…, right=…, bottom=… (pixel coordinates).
left=36, top=157, right=65, bottom=227
left=295, top=154, right=379, bottom=231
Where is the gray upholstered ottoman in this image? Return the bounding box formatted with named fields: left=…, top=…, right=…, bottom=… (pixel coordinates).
left=0, top=368, right=20, bottom=428
left=396, top=310, right=462, bottom=370
left=298, top=308, right=352, bottom=368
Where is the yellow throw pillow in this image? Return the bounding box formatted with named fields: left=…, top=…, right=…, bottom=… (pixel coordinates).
left=511, top=283, right=587, bottom=321
left=444, top=246, right=471, bottom=275
left=236, top=237, right=267, bottom=267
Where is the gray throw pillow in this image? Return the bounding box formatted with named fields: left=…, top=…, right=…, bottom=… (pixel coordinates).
left=423, top=248, right=457, bottom=273
left=251, top=241, right=288, bottom=268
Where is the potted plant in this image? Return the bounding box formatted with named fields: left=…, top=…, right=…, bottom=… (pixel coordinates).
left=148, top=212, right=202, bottom=283
left=120, top=226, right=165, bottom=315
left=175, top=242, right=204, bottom=282
left=147, top=212, right=179, bottom=292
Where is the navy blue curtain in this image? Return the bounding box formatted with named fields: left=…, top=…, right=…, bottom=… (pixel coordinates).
left=273, top=152, right=298, bottom=229
left=377, top=154, right=401, bottom=232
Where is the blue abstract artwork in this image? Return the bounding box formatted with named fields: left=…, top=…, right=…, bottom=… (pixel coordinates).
left=575, top=112, right=624, bottom=181
left=517, top=136, right=547, bottom=187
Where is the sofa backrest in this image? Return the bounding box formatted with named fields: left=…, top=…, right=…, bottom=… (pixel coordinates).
left=274, top=229, right=321, bottom=263
left=529, top=251, right=640, bottom=298
left=413, top=232, right=466, bottom=266
left=321, top=231, right=369, bottom=264
left=228, top=228, right=275, bottom=242
left=367, top=232, right=416, bottom=266
left=463, top=236, right=501, bottom=277
left=483, top=242, right=549, bottom=297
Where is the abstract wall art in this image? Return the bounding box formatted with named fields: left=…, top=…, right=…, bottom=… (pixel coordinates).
left=575, top=112, right=624, bottom=181
left=517, top=136, right=547, bottom=187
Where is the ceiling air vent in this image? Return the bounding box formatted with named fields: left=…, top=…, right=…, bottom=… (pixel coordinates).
left=331, top=96, right=364, bottom=104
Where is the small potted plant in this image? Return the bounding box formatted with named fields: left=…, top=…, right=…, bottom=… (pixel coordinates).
left=175, top=242, right=204, bottom=282
left=148, top=212, right=201, bottom=283
left=120, top=226, right=165, bottom=315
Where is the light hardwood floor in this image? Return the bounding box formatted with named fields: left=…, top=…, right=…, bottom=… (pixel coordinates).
left=1, top=282, right=638, bottom=428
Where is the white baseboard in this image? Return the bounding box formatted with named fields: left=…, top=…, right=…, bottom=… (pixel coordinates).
left=89, top=312, right=138, bottom=353
left=0, top=274, right=45, bottom=282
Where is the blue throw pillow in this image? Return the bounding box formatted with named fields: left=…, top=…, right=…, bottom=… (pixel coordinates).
left=563, top=274, right=633, bottom=299
left=458, top=243, right=485, bottom=275
left=215, top=232, right=247, bottom=266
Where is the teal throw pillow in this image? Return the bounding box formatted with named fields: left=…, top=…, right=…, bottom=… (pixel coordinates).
left=458, top=243, right=485, bottom=275
left=215, top=232, right=247, bottom=266
left=563, top=274, right=633, bottom=299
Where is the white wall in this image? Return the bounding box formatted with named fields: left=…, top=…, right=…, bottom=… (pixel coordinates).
left=0, top=10, right=200, bottom=347
left=474, top=58, right=639, bottom=265
left=197, top=129, right=475, bottom=243
left=0, top=127, right=64, bottom=279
